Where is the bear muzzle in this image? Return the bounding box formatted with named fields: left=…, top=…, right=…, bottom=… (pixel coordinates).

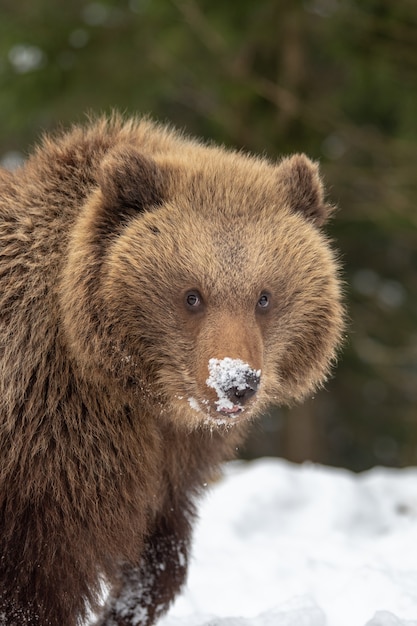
left=206, top=357, right=262, bottom=417
left=224, top=370, right=260, bottom=405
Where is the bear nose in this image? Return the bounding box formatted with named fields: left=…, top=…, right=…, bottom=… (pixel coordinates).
left=226, top=371, right=261, bottom=406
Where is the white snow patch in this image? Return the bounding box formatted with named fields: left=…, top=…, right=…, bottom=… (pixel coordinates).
left=188, top=397, right=201, bottom=412
left=159, top=459, right=417, bottom=626
left=206, top=358, right=261, bottom=413
left=177, top=547, right=186, bottom=569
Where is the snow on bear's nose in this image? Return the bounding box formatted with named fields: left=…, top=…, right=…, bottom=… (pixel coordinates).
left=206, top=357, right=261, bottom=415
left=225, top=369, right=260, bottom=404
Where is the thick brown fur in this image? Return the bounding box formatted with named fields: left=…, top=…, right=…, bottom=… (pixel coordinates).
left=0, top=115, right=344, bottom=625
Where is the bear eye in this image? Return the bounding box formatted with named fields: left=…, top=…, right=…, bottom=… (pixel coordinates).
left=257, top=292, right=271, bottom=311
left=185, top=290, right=203, bottom=311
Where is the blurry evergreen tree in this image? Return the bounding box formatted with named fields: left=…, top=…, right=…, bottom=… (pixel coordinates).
left=0, top=0, right=416, bottom=471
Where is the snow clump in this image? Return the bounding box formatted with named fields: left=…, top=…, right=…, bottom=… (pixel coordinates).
left=206, top=357, right=261, bottom=414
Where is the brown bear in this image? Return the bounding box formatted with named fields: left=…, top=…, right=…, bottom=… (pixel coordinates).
left=0, top=115, right=344, bottom=625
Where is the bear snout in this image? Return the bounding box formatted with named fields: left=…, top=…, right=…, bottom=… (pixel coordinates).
left=206, top=357, right=262, bottom=416
left=225, top=369, right=260, bottom=406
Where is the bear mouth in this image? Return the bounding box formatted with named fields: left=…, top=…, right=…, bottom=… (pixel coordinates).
left=216, top=404, right=244, bottom=417
left=186, top=395, right=250, bottom=425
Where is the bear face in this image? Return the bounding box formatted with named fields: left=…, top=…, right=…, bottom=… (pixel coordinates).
left=60, top=133, right=343, bottom=431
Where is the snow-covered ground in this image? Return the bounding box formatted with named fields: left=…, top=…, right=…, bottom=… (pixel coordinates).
left=159, top=458, right=417, bottom=626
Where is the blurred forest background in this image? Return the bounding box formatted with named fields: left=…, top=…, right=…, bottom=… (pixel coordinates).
left=0, top=0, right=416, bottom=471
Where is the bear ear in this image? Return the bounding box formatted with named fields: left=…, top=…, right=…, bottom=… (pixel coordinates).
left=277, top=154, right=335, bottom=226
left=97, top=146, right=166, bottom=213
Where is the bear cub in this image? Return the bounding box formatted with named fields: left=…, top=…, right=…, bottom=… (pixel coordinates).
left=0, top=116, right=344, bottom=625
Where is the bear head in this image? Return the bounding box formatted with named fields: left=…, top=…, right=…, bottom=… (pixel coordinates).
left=60, top=130, right=344, bottom=430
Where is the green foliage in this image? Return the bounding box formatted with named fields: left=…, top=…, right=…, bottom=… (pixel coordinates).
left=1, top=0, right=416, bottom=470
